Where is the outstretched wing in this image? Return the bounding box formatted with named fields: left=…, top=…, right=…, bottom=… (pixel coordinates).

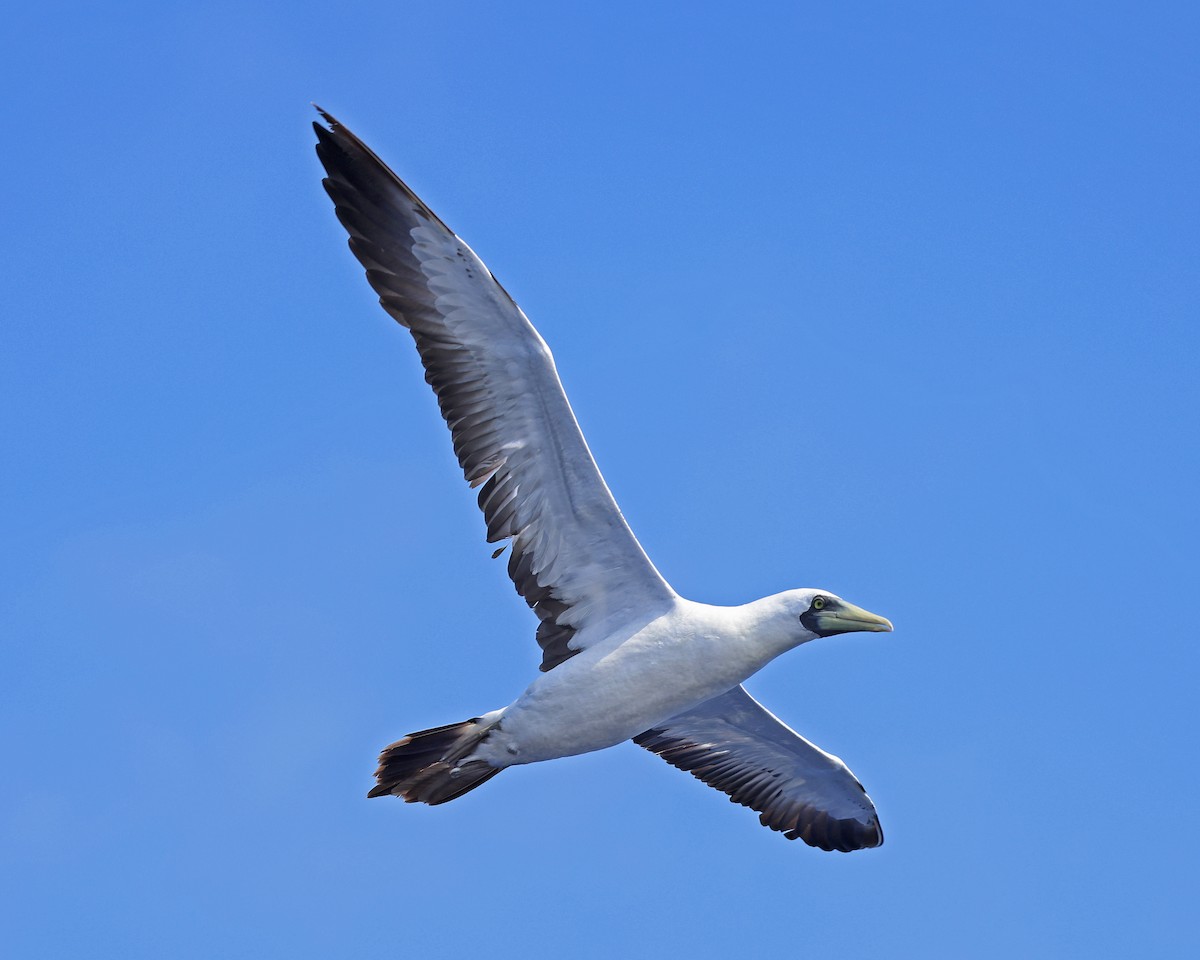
left=314, top=110, right=675, bottom=670
left=635, top=686, right=883, bottom=852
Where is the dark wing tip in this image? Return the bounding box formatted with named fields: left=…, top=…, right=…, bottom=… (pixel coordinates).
left=793, top=812, right=883, bottom=853
left=775, top=805, right=882, bottom=853
left=310, top=108, right=451, bottom=234
left=311, top=104, right=342, bottom=142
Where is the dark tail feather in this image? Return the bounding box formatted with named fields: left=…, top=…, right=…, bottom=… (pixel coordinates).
left=368, top=717, right=501, bottom=805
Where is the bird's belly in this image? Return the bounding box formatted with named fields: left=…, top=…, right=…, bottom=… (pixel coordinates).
left=482, top=630, right=759, bottom=765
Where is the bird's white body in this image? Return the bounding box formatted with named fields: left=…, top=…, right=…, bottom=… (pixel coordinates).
left=480, top=595, right=804, bottom=765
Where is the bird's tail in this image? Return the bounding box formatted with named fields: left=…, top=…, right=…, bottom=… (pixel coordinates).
left=367, top=716, right=502, bottom=804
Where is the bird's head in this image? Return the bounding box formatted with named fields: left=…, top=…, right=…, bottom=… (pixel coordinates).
left=785, top=589, right=894, bottom=641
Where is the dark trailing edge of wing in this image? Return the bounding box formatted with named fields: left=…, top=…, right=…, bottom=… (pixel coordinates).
left=313, top=108, right=580, bottom=671
left=634, top=688, right=884, bottom=853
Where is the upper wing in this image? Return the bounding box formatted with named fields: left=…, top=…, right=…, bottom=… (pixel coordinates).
left=634, top=685, right=883, bottom=852
left=314, top=110, right=675, bottom=670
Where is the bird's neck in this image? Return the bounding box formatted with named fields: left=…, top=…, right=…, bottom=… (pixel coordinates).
left=735, top=594, right=811, bottom=663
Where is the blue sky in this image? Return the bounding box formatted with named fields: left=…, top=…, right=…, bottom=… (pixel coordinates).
left=3, top=2, right=1198, bottom=957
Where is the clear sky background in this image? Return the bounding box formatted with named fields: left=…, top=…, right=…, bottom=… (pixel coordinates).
left=3, top=2, right=1198, bottom=957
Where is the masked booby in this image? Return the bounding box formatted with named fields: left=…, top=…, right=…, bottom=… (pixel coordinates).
left=313, top=109, right=893, bottom=852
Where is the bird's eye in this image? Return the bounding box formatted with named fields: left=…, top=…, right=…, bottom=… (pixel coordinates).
left=812, top=597, right=826, bottom=610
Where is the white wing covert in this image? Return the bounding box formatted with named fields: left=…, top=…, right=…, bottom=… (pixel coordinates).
left=314, top=111, right=675, bottom=670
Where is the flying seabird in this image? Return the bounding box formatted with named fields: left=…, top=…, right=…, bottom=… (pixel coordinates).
left=314, top=109, right=894, bottom=852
